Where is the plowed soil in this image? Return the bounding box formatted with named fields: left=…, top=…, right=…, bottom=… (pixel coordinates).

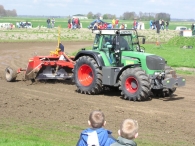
left=0, top=42, right=195, bottom=145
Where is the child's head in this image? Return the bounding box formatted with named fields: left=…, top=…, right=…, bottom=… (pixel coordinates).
left=88, top=110, right=106, bottom=128
left=118, top=119, right=138, bottom=140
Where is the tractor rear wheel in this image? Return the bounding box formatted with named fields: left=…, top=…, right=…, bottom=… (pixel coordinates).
left=119, top=67, right=151, bottom=101
left=5, top=66, right=17, bottom=82
left=73, top=56, right=103, bottom=94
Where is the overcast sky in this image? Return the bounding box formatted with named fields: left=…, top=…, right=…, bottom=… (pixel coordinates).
left=0, top=0, right=195, bottom=19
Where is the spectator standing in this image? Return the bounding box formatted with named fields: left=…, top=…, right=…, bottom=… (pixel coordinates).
left=149, top=20, right=153, bottom=29
left=115, top=19, right=119, bottom=28
left=78, top=18, right=81, bottom=28
left=192, top=23, right=195, bottom=35
left=191, top=23, right=194, bottom=31
left=112, top=18, right=116, bottom=29
left=71, top=18, right=75, bottom=29
left=159, top=19, right=162, bottom=29
left=10, top=23, right=13, bottom=30
left=51, top=18, right=55, bottom=28
left=156, top=20, right=160, bottom=33
left=110, top=119, right=138, bottom=146
left=139, top=21, right=143, bottom=30
left=46, top=18, right=51, bottom=28
left=161, top=20, right=165, bottom=30
left=156, top=20, right=161, bottom=45
left=152, top=21, right=156, bottom=29
left=68, top=18, right=71, bottom=29
left=165, top=21, right=169, bottom=31
left=103, top=22, right=108, bottom=29
left=74, top=18, right=78, bottom=28
left=136, top=21, right=138, bottom=30
left=133, top=20, right=137, bottom=29
left=93, top=22, right=98, bottom=30
left=120, top=24, right=125, bottom=29
left=76, top=110, right=116, bottom=146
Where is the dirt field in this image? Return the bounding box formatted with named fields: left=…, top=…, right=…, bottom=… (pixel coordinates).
left=0, top=42, right=195, bottom=145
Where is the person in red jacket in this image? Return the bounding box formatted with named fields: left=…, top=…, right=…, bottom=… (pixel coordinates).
left=103, top=23, right=108, bottom=29
left=115, top=19, right=119, bottom=28
left=98, top=22, right=104, bottom=30
left=74, top=18, right=78, bottom=28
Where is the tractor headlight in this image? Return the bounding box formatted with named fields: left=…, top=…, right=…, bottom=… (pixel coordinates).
left=154, top=72, right=160, bottom=76
left=154, top=72, right=165, bottom=79
left=154, top=72, right=165, bottom=76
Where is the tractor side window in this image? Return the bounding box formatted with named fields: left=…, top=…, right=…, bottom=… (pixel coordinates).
left=102, top=35, right=112, bottom=48
left=119, top=36, right=130, bottom=51
left=93, top=34, right=100, bottom=50
left=132, top=35, right=139, bottom=51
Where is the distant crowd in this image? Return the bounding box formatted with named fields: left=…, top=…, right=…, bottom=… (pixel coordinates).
left=67, top=17, right=81, bottom=29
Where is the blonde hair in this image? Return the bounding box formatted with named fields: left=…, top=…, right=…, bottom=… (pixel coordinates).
left=89, top=111, right=105, bottom=128
left=120, top=119, right=138, bottom=139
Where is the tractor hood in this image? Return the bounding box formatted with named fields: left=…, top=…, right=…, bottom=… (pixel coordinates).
left=122, top=52, right=166, bottom=72
left=146, top=54, right=165, bottom=70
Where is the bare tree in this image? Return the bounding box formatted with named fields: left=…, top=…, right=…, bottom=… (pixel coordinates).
left=0, top=5, right=6, bottom=16
left=0, top=5, right=17, bottom=17
left=155, top=13, right=170, bottom=21
left=123, top=12, right=137, bottom=20
left=87, top=12, right=93, bottom=19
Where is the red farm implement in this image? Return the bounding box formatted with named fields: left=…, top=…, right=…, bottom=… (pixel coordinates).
left=5, top=27, right=75, bottom=82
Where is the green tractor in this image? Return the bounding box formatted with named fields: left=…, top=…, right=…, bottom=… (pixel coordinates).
left=73, top=29, right=186, bottom=101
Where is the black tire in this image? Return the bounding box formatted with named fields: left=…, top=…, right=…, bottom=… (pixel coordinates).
left=5, top=66, right=17, bottom=82
left=73, top=56, right=103, bottom=94
left=119, top=67, right=151, bottom=101
left=164, top=65, right=176, bottom=96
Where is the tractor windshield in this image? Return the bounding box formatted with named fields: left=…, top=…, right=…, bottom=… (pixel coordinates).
left=119, top=30, right=140, bottom=51
left=92, top=29, right=140, bottom=52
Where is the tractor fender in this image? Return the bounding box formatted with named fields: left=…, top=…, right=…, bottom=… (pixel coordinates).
left=115, top=64, right=141, bottom=84
left=74, top=50, right=105, bottom=67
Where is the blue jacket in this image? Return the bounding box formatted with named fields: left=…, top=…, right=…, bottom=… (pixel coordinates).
left=76, top=127, right=116, bottom=146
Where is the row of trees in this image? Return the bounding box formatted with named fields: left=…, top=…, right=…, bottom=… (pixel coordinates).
left=87, top=11, right=170, bottom=21
left=0, top=5, right=17, bottom=17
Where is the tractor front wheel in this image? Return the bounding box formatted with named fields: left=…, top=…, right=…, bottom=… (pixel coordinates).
left=73, top=56, right=103, bottom=94
left=5, top=66, right=17, bottom=82
left=164, top=65, right=176, bottom=96
left=119, top=67, right=151, bottom=101
left=151, top=65, right=177, bottom=98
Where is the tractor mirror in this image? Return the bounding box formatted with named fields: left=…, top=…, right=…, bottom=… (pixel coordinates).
left=142, top=38, right=145, bottom=44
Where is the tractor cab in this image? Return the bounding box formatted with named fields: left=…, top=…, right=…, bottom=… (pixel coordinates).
left=92, top=29, right=145, bottom=66
left=92, top=29, right=145, bottom=51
